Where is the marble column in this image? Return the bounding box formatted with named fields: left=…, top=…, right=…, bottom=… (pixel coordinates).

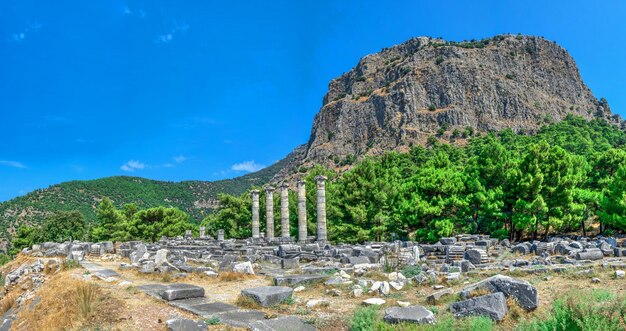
left=297, top=179, right=307, bottom=242
left=251, top=189, right=260, bottom=239
left=265, top=186, right=275, bottom=240
left=316, top=176, right=328, bottom=242
left=199, top=226, right=206, bottom=238
left=217, top=229, right=224, bottom=241
left=280, top=183, right=290, bottom=238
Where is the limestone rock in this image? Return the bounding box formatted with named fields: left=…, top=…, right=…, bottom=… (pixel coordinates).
left=280, top=35, right=622, bottom=175
left=166, top=318, right=207, bottom=331
left=384, top=305, right=436, bottom=324
left=241, top=286, right=293, bottom=307
left=460, top=274, right=538, bottom=311
left=450, top=292, right=508, bottom=321
left=233, top=261, right=255, bottom=275
left=363, top=298, right=386, bottom=306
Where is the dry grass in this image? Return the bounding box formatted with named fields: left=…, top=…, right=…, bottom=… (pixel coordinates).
left=464, top=287, right=491, bottom=299
left=218, top=271, right=255, bottom=282
left=14, top=271, right=122, bottom=331
left=74, top=282, right=100, bottom=319
left=0, top=292, right=18, bottom=314
left=236, top=294, right=260, bottom=309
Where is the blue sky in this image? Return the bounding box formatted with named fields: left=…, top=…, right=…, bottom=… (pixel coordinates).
left=1, top=0, right=625, bottom=202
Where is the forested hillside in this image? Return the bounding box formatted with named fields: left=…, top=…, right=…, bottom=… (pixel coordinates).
left=0, top=154, right=292, bottom=239
left=205, top=116, right=626, bottom=243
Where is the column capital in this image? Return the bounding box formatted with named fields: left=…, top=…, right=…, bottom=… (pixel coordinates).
left=250, top=189, right=260, bottom=195
left=297, top=178, right=306, bottom=186
left=264, top=185, right=275, bottom=192
left=315, top=175, right=327, bottom=182
left=279, top=182, right=289, bottom=189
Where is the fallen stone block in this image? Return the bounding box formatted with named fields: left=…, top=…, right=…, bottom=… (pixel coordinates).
left=241, top=286, right=293, bottom=307
left=249, top=316, right=315, bottom=331
left=384, top=305, right=436, bottom=324
left=459, top=274, right=538, bottom=311
left=363, top=298, right=386, bottom=306
left=426, top=288, right=454, bottom=304
left=450, top=292, right=508, bottom=321
left=274, top=274, right=327, bottom=286
left=166, top=318, right=207, bottom=331
left=576, top=248, right=603, bottom=261
left=160, top=284, right=205, bottom=301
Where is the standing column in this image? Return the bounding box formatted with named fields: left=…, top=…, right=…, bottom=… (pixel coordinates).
left=297, top=179, right=307, bottom=242
left=280, top=183, right=290, bottom=238
left=316, top=176, right=328, bottom=242
left=265, top=186, right=275, bottom=240
left=251, top=190, right=260, bottom=239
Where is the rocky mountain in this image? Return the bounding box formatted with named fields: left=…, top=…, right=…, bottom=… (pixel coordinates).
left=293, top=34, right=623, bottom=170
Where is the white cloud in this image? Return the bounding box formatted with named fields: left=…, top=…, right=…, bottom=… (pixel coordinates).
left=163, top=163, right=174, bottom=168
left=120, top=160, right=145, bottom=172
left=174, top=155, right=187, bottom=163
left=0, top=160, right=26, bottom=169
left=231, top=160, right=265, bottom=173
left=154, top=20, right=189, bottom=44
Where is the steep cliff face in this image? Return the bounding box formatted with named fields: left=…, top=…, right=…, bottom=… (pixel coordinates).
left=300, top=35, right=621, bottom=168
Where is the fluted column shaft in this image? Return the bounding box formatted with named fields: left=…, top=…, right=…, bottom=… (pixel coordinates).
left=265, top=187, right=275, bottom=240
left=297, top=179, right=307, bottom=242
left=251, top=190, right=260, bottom=238
left=316, top=176, right=327, bottom=242
left=280, top=184, right=290, bottom=238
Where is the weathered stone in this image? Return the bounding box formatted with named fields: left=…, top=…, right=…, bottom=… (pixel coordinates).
left=460, top=275, right=538, bottom=311
left=316, top=176, right=327, bottom=241
left=450, top=292, right=508, bottom=321
left=281, top=258, right=299, bottom=269
left=241, top=286, right=293, bottom=307
left=166, top=318, right=207, bottom=331
left=249, top=316, right=315, bottom=331
left=426, top=288, right=454, bottom=304
left=233, top=261, right=255, bottom=275
left=576, top=248, right=604, bottom=261
left=155, top=249, right=169, bottom=266
left=160, top=284, right=205, bottom=301
left=363, top=298, right=386, bottom=306
left=384, top=305, right=436, bottom=324
left=616, top=270, right=625, bottom=279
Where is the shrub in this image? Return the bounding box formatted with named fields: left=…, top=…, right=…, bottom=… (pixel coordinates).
left=205, top=316, right=220, bottom=325
left=348, top=306, right=379, bottom=331
left=518, top=289, right=626, bottom=331
left=435, top=56, right=445, bottom=65
left=401, top=264, right=422, bottom=278
left=506, top=73, right=515, bottom=79
left=428, top=104, right=437, bottom=111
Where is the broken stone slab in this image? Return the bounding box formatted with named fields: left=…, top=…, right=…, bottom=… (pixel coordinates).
left=233, top=261, right=255, bottom=275
left=166, top=318, right=208, bottom=331
left=241, top=286, right=293, bottom=307
left=450, top=292, right=508, bottom=321
left=281, top=258, right=299, bottom=269
left=273, top=274, right=327, bottom=286
left=160, top=284, right=205, bottom=301
left=426, top=288, right=454, bottom=304
left=383, top=305, right=436, bottom=324
left=464, top=249, right=486, bottom=265
left=575, top=248, right=604, bottom=261
left=349, top=256, right=371, bottom=265
left=459, top=274, right=538, bottom=311
left=155, top=249, right=169, bottom=266
left=363, top=298, right=386, bottom=306
left=248, top=316, right=316, bottom=331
